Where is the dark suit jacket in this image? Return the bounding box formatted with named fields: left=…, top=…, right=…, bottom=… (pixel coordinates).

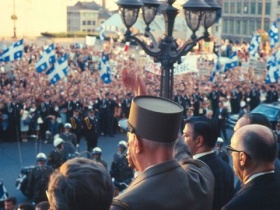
left=199, top=152, right=234, bottom=210
left=222, top=173, right=280, bottom=210
left=111, top=158, right=214, bottom=210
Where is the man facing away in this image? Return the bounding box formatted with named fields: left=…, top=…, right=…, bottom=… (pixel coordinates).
left=222, top=124, right=280, bottom=210
left=110, top=95, right=214, bottom=210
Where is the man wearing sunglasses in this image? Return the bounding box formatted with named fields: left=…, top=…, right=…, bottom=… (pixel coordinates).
left=222, top=124, right=280, bottom=210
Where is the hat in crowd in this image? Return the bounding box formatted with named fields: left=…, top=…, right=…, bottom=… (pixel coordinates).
left=72, top=93, right=77, bottom=97
left=64, top=123, right=72, bottom=129
left=53, top=138, right=64, bottom=147
left=126, top=92, right=132, bottom=97
left=105, top=92, right=110, bottom=96
left=44, top=95, right=50, bottom=99
left=217, top=137, right=224, bottom=143
left=118, top=140, right=127, bottom=148
left=73, top=108, right=79, bottom=112
left=118, top=96, right=183, bottom=143
left=92, top=147, right=102, bottom=155
left=88, top=108, right=94, bottom=113
left=270, top=84, right=275, bottom=88
left=36, top=153, right=47, bottom=161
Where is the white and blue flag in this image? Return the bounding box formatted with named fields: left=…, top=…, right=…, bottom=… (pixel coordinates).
left=45, top=54, right=68, bottom=85
left=209, top=57, right=221, bottom=83
left=248, top=34, right=261, bottom=57
left=269, top=18, right=280, bottom=49
left=265, top=50, right=280, bottom=84
left=0, top=39, right=23, bottom=62
left=98, top=52, right=111, bottom=84
left=224, top=51, right=238, bottom=72
left=36, top=43, right=56, bottom=73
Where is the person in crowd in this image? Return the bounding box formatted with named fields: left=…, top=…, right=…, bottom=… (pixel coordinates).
left=110, top=140, right=134, bottom=192
left=66, top=93, right=83, bottom=121
left=91, top=147, right=108, bottom=170
left=183, top=116, right=234, bottom=210
left=69, top=109, right=82, bottom=149
left=208, top=84, right=220, bottom=117
left=111, top=94, right=214, bottom=210
left=83, top=108, right=99, bottom=152
left=4, top=197, right=17, bottom=210
left=35, top=201, right=49, bottom=210
left=214, top=101, right=228, bottom=142
left=47, top=137, right=66, bottom=169
left=230, top=85, right=242, bottom=114
left=215, top=137, right=229, bottom=164
left=121, top=92, right=132, bottom=118
left=265, top=84, right=278, bottom=103
left=47, top=158, right=114, bottom=210
left=59, top=123, right=77, bottom=147
left=39, top=95, right=54, bottom=141
left=223, top=124, right=280, bottom=210
left=17, top=203, right=35, bottom=210
left=238, top=101, right=250, bottom=119
left=27, top=153, right=53, bottom=204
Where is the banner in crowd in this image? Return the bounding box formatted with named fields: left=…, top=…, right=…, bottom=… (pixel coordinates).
left=0, top=39, right=23, bottom=62
left=145, top=54, right=214, bottom=76
left=85, top=36, right=96, bottom=46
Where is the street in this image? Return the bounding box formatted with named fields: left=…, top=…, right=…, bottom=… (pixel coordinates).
left=0, top=128, right=234, bottom=207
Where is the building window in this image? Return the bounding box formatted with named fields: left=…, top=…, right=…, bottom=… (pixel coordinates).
left=236, top=20, right=241, bottom=34
left=265, top=3, right=271, bottom=15
left=223, top=19, right=228, bottom=33
left=87, top=21, right=91, bottom=25
left=250, top=2, right=256, bottom=14
left=224, top=2, right=229, bottom=13
left=92, top=21, right=96, bottom=25
left=229, top=19, right=234, bottom=34
left=230, top=2, right=235, bottom=14
left=237, top=2, right=242, bottom=14
left=87, top=29, right=91, bottom=32
left=242, top=20, right=247, bottom=35
left=264, top=20, right=270, bottom=32
left=278, top=1, right=280, bottom=6
left=250, top=20, right=255, bottom=34
left=243, top=2, right=249, bottom=14
left=257, top=2, right=262, bottom=15
left=256, top=20, right=261, bottom=30
left=82, top=21, right=86, bottom=25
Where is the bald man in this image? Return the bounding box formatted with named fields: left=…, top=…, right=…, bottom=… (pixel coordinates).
left=222, top=124, right=280, bottom=210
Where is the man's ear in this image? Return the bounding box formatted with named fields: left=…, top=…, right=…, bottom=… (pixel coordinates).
left=195, top=135, right=204, bottom=147
left=239, top=152, right=248, bottom=167
left=134, top=135, right=143, bottom=154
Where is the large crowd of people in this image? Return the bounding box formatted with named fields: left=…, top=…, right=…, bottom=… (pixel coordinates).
left=1, top=37, right=280, bottom=210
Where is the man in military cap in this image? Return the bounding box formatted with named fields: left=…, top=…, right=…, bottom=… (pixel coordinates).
left=266, top=84, right=278, bottom=103
left=39, top=94, right=54, bottom=141
left=111, top=96, right=214, bottom=210
left=69, top=109, right=82, bottom=149
left=66, top=93, right=83, bottom=121
left=83, top=108, right=99, bottom=152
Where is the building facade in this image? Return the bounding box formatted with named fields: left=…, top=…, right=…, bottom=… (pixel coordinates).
left=221, top=0, right=280, bottom=42
left=67, top=1, right=111, bottom=33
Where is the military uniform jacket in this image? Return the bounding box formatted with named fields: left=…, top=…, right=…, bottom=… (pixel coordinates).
left=69, top=116, right=82, bottom=134
left=83, top=116, right=99, bottom=135
left=111, top=158, right=214, bottom=210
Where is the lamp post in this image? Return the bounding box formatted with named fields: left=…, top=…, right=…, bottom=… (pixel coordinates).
left=117, top=0, right=221, bottom=99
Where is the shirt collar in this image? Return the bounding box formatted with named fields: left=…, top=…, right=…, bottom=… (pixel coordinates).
left=193, top=150, right=215, bottom=159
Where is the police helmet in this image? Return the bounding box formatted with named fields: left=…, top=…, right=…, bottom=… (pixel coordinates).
left=92, top=147, right=102, bottom=155
left=64, top=123, right=72, bottom=129
left=53, top=138, right=64, bottom=147
left=36, top=153, right=47, bottom=161
left=217, top=137, right=224, bottom=144
left=118, top=140, right=127, bottom=148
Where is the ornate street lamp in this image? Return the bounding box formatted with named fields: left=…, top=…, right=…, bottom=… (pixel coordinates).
left=117, top=0, right=221, bottom=99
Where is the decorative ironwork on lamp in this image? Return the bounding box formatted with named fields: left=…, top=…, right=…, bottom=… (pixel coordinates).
left=117, top=0, right=221, bottom=99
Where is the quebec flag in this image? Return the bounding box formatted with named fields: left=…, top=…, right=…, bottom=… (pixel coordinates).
left=265, top=51, right=280, bottom=84
left=269, top=19, right=280, bottom=49
left=0, top=39, right=23, bottom=62
left=98, top=52, right=111, bottom=84
left=45, top=54, right=68, bottom=85
left=224, top=51, right=238, bottom=72
left=248, top=34, right=261, bottom=57
left=36, top=43, right=56, bottom=73
left=209, top=57, right=221, bottom=83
